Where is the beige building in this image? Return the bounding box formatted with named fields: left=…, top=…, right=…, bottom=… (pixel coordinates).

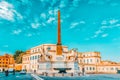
left=22, top=10, right=79, bottom=74
left=22, top=50, right=31, bottom=72
left=22, top=44, right=79, bottom=74
left=78, top=52, right=120, bottom=74
left=22, top=46, right=120, bottom=74
left=22, top=10, right=120, bottom=75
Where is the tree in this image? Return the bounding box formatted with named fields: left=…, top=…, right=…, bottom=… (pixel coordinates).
left=13, top=50, right=24, bottom=64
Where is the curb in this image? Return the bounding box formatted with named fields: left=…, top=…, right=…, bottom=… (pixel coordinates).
left=31, top=74, right=44, bottom=80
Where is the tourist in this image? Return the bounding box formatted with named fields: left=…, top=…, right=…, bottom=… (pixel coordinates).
left=13, top=69, right=15, bottom=75
left=82, top=68, right=85, bottom=76
left=5, top=70, right=9, bottom=76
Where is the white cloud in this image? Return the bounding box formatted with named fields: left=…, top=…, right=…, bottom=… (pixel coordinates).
left=27, top=33, right=32, bottom=37
left=72, top=0, right=80, bottom=7
left=80, top=21, right=85, bottom=24
left=110, top=3, right=118, bottom=7
left=109, top=19, right=118, bottom=24
left=88, top=0, right=105, bottom=5
left=70, top=20, right=85, bottom=29
left=41, top=13, right=46, bottom=19
left=13, top=29, right=22, bottom=35
left=95, top=30, right=102, bottom=34
left=48, top=10, right=53, bottom=15
left=47, top=17, right=55, bottom=23
left=116, top=24, right=120, bottom=27
left=0, top=1, right=22, bottom=21
left=91, top=34, right=98, bottom=38
left=0, top=51, right=12, bottom=54
left=101, top=20, right=107, bottom=25
left=60, top=1, right=66, bottom=8
left=70, top=22, right=79, bottom=29
left=88, top=0, right=96, bottom=4
left=101, top=33, right=108, bottom=37
left=31, top=22, right=40, bottom=29
left=53, top=8, right=58, bottom=15
left=113, top=38, right=117, bottom=41
left=42, top=22, right=46, bottom=26
left=3, top=45, right=8, bottom=48
left=91, top=29, right=102, bottom=38
left=85, top=38, right=90, bottom=40
left=101, top=26, right=108, bottom=29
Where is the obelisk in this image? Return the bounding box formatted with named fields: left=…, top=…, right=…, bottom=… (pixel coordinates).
left=56, top=10, right=62, bottom=55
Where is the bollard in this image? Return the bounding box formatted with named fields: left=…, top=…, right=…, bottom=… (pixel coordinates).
left=53, top=73, right=55, bottom=77
left=71, top=73, right=73, bottom=76
left=62, top=73, right=64, bottom=76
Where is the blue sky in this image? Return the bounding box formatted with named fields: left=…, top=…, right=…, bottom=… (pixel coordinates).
left=0, top=0, right=120, bottom=62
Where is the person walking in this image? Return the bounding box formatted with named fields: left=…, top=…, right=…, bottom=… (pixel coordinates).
left=13, top=69, right=15, bottom=75
left=5, top=70, right=9, bottom=76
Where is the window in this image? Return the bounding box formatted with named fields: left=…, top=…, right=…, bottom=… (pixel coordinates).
left=84, top=59, right=85, bottom=63
left=102, top=68, right=104, bottom=70
left=86, top=67, right=88, bottom=70
left=35, top=49, right=37, bottom=52
left=33, top=56, right=34, bottom=60
left=47, top=47, right=51, bottom=50
left=90, top=67, right=92, bottom=70
left=38, top=55, right=40, bottom=58
left=111, top=68, right=114, bottom=70
left=90, top=59, right=92, bottom=62
left=38, top=49, right=40, bottom=52
left=87, top=59, right=89, bottom=63
left=35, top=56, right=37, bottom=59
left=106, top=68, right=108, bottom=70
left=83, top=55, right=85, bottom=57
left=97, top=59, right=99, bottom=63
left=32, top=50, right=34, bottom=53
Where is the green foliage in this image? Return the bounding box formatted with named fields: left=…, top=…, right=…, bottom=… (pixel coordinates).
left=13, top=50, right=24, bottom=64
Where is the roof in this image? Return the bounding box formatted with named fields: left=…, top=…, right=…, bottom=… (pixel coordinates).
left=31, top=43, right=68, bottom=49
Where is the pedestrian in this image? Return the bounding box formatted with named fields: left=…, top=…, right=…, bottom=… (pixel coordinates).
left=5, top=70, right=9, bottom=76
left=82, top=68, right=85, bottom=76
left=13, top=69, right=15, bottom=75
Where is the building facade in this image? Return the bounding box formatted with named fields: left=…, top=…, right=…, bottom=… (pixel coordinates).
left=22, top=50, right=30, bottom=72
left=0, top=54, right=15, bottom=72
left=22, top=44, right=79, bottom=74
left=22, top=46, right=120, bottom=74
left=22, top=10, right=120, bottom=74
left=78, top=52, right=120, bottom=74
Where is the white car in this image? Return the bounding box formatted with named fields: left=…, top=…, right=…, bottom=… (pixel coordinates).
left=8, top=68, right=13, bottom=73
left=19, top=70, right=26, bottom=75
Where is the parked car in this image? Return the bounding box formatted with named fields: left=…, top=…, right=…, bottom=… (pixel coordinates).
left=19, top=70, right=26, bottom=75
left=8, top=68, right=13, bottom=73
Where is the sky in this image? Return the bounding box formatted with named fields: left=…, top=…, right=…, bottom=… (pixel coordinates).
left=0, top=0, right=120, bottom=62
